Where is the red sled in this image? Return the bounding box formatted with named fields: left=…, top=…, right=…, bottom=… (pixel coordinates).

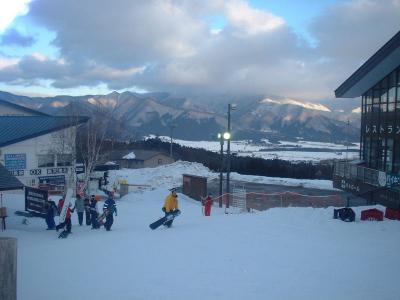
left=361, top=208, right=384, bottom=221
left=385, top=208, right=400, bottom=220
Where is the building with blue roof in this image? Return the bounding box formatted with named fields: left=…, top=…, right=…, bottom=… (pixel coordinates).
left=0, top=99, right=88, bottom=198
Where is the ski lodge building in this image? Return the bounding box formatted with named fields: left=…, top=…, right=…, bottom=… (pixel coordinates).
left=334, top=30, right=400, bottom=207
left=0, top=99, right=88, bottom=194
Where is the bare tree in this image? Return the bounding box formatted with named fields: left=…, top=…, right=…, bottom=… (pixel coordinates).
left=74, top=99, right=121, bottom=193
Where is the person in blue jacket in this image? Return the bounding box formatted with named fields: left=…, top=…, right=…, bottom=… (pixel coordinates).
left=103, top=191, right=117, bottom=231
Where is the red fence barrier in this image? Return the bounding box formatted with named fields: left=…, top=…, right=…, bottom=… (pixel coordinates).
left=214, top=191, right=344, bottom=211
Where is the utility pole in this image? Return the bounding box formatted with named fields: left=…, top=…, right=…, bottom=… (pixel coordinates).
left=169, top=124, right=176, bottom=159
left=226, top=103, right=236, bottom=209
left=346, top=119, right=350, bottom=161
left=218, top=133, right=224, bottom=207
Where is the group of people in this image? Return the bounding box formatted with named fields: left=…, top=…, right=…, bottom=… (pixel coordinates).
left=44, top=187, right=209, bottom=233
left=44, top=191, right=117, bottom=234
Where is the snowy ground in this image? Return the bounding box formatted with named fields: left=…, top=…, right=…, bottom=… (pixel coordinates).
left=147, top=136, right=359, bottom=162
left=1, top=162, right=399, bottom=300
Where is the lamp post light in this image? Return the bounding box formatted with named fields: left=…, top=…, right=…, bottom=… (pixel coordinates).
left=226, top=104, right=236, bottom=209
left=217, top=133, right=224, bottom=207
left=217, top=131, right=231, bottom=208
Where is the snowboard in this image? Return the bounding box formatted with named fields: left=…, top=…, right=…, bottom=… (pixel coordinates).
left=149, top=210, right=181, bottom=230
left=58, top=230, right=70, bottom=239
left=59, top=188, right=74, bottom=224
left=97, top=210, right=108, bottom=225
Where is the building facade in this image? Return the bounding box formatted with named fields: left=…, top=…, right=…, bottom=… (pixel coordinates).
left=334, top=30, right=400, bottom=207
left=0, top=101, right=88, bottom=194
left=360, top=66, right=400, bottom=174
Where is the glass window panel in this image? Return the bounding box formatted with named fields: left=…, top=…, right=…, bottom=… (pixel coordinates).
left=373, top=89, right=380, bottom=104
left=386, top=139, right=393, bottom=173
left=370, top=137, right=378, bottom=168
left=380, top=102, right=387, bottom=112
left=380, top=89, right=388, bottom=104
left=57, top=154, right=72, bottom=167
left=38, top=154, right=55, bottom=167
left=366, top=90, right=372, bottom=104
left=388, top=86, right=395, bottom=102
left=394, top=140, right=400, bottom=175
left=388, top=102, right=395, bottom=112
left=397, top=86, right=400, bottom=101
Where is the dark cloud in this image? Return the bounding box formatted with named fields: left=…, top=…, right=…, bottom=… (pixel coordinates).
left=0, top=0, right=399, bottom=100
left=0, top=28, right=36, bottom=47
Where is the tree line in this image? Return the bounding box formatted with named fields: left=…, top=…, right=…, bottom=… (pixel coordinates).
left=98, top=138, right=333, bottom=180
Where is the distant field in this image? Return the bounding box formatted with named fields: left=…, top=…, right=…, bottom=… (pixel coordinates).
left=150, top=136, right=359, bottom=162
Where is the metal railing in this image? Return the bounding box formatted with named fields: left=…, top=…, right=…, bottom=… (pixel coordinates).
left=334, top=161, right=380, bottom=187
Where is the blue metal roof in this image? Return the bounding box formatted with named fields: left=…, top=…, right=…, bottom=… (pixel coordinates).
left=0, top=163, right=24, bottom=191
left=0, top=116, right=89, bottom=147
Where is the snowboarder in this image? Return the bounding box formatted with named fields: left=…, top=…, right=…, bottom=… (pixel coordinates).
left=162, top=188, right=180, bottom=228
left=44, top=200, right=57, bottom=230
left=56, top=197, right=74, bottom=233
left=74, top=194, right=85, bottom=226
left=84, top=196, right=91, bottom=226
left=103, top=191, right=117, bottom=231
left=89, top=195, right=100, bottom=229
left=203, top=193, right=213, bottom=216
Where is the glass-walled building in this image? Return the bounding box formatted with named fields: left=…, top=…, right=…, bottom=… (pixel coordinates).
left=334, top=30, right=400, bottom=207
left=361, top=66, right=400, bottom=174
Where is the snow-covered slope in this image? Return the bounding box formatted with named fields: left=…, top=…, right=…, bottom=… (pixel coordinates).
left=2, top=162, right=399, bottom=300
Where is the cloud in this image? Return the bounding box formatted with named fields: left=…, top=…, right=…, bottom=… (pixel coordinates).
left=0, top=28, right=36, bottom=47
left=0, top=0, right=31, bottom=33
left=0, top=0, right=399, bottom=100
left=224, top=0, right=285, bottom=35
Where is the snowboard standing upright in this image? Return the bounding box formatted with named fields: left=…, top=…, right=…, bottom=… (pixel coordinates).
left=149, top=210, right=181, bottom=230
left=58, top=188, right=73, bottom=239
left=97, top=210, right=108, bottom=226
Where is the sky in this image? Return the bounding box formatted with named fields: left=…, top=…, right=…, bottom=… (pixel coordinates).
left=0, top=0, right=399, bottom=101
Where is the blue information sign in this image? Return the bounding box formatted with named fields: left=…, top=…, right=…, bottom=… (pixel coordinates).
left=4, top=153, right=26, bottom=171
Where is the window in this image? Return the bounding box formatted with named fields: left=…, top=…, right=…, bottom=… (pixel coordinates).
left=38, top=154, right=55, bottom=167
left=386, top=139, right=393, bottom=173
left=57, top=154, right=72, bottom=166
left=377, top=138, right=385, bottom=171
left=393, top=140, right=400, bottom=175
left=363, top=137, right=371, bottom=164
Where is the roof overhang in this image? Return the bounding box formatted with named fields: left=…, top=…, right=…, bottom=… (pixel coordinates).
left=335, top=30, right=400, bottom=98
left=0, top=163, right=24, bottom=191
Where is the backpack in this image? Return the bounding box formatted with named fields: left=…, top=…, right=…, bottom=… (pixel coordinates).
left=334, top=207, right=355, bottom=222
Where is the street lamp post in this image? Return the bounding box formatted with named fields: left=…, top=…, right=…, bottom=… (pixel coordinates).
left=226, top=103, right=236, bottom=209
left=169, top=124, right=176, bottom=159
left=217, top=133, right=224, bottom=208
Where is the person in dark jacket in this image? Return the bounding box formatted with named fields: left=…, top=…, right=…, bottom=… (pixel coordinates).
left=103, top=192, right=117, bottom=231
left=84, top=196, right=91, bottom=226
left=44, top=200, right=57, bottom=230
left=74, top=194, right=85, bottom=226
left=90, top=195, right=100, bottom=229
left=56, top=198, right=74, bottom=233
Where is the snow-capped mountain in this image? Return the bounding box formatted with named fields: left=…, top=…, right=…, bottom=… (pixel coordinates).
left=0, top=90, right=360, bottom=142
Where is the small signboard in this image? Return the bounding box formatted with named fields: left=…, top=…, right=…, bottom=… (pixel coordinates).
left=75, top=164, right=85, bottom=174
left=5, top=153, right=26, bottom=171
left=25, top=186, right=48, bottom=214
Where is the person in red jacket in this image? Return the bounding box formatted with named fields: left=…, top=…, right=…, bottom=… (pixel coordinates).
left=56, top=198, right=74, bottom=233
left=203, top=193, right=213, bottom=216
